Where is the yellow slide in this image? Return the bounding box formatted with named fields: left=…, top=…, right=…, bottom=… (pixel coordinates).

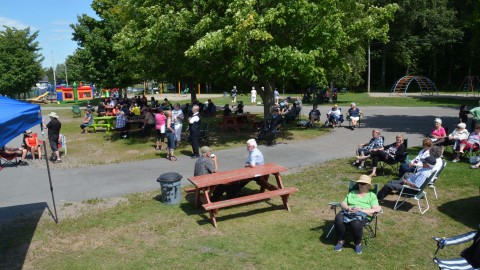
left=27, top=92, right=50, bottom=103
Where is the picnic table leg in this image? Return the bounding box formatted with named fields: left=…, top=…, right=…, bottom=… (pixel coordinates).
left=280, top=194, right=291, bottom=211
left=209, top=210, right=218, bottom=228
left=274, top=173, right=285, bottom=189
left=194, top=189, right=200, bottom=208
left=202, top=188, right=218, bottom=227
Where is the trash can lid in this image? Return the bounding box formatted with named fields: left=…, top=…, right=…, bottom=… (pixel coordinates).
left=157, top=172, right=183, bottom=183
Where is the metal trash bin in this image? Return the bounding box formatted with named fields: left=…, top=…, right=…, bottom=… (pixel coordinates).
left=156, top=172, right=183, bottom=205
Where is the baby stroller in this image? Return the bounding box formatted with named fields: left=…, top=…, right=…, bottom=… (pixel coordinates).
left=257, top=114, right=284, bottom=145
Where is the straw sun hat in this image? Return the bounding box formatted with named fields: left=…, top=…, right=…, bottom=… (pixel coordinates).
left=355, top=175, right=373, bottom=188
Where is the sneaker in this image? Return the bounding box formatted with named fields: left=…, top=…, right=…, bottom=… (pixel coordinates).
left=355, top=244, right=363, bottom=254
left=452, top=159, right=460, bottom=163
left=18, top=161, right=29, bottom=166
left=191, top=155, right=200, bottom=159
left=470, top=165, right=479, bottom=169
left=53, top=159, right=62, bottom=163
left=334, top=242, right=343, bottom=252
left=352, top=161, right=359, bottom=166
left=357, top=165, right=363, bottom=170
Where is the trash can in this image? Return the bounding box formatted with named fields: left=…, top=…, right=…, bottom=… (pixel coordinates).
left=156, top=172, right=183, bottom=205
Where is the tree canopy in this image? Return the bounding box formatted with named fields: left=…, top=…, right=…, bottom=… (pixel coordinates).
left=0, top=27, right=43, bottom=96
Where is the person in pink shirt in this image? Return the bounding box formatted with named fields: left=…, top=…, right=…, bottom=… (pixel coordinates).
left=155, top=108, right=167, bottom=150
left=429, top=118, right=446, bottom=145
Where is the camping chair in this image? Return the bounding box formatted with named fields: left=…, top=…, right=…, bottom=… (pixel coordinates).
left=58, top=134, right=67, bottom=156
left=378, top=138, right=409, bottom=176
left=72, top=105, right=81, bottom=117
left=326, top=181, right=382, bottom=245
left=346, top=113, right=363, bottom=128
left=393, top=170, right=436, bottom=214
left=0, top=151, right=18, bottom=167
left=432, top=228, right=480, bottom=270
left=428, top=159, right=447, bottom=199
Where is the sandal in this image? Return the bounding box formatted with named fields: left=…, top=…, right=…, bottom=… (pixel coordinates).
left=170, top=156, right=177, bottom=161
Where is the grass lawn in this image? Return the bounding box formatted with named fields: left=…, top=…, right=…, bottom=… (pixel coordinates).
left=0, top=145, right=477, bottom=269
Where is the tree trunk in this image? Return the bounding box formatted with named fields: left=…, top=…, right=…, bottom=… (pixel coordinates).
left=261, top=82, right=275, bottom=119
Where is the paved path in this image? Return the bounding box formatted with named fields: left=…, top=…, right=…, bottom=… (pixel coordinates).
left=0, top=106, right=460, bottom=208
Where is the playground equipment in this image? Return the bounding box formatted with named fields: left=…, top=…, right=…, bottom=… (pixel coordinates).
left=456, top=76, right=480, bottom=97
left=390, top=76, right=438, bottom=96
left=56, top=82, right=94, bottom=103
left=26, top=92, right=50, bottom=104
left=101, top=88, right=119, bottom=98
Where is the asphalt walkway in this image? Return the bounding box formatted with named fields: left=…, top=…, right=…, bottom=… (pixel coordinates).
left=0, top=105, right=460, bottom=208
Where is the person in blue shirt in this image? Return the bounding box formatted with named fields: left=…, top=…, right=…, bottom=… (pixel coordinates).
left=348, top=102, right=362, bottom=129
left=377, top=156, right=436, bottom=201
left=80, top=109, right=94, bottom=134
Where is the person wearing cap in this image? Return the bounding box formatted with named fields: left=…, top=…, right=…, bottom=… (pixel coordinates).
left=80, top=109, right=94, bottom=134
left=398, top=137, right=433, bottom=177
left=308, top=104, right=321, bottom=127
left=334, top=175, right=381, bottom=254
left=24, top=130, right=42, bottom=160
left=194, top=146, right=218, bottom=176
left=172, top=104, right=184, bottom=147
left=377, top=156, right=437, bottom=201
left=446, top=122, right=469, bottom=147
left=326, top=104, right=342, bottom=128
left=43, top=112, right=62, bottom=163
left=347, top=102, right=362, bottom=129
left=429, top=118, right=447, bottom=145
left=453, top=124, right=480, bottom=162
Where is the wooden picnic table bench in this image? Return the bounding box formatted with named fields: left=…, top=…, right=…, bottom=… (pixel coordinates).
left=187, top=163, right=298, bottom=228
left=89, top=116, right=116, bottom=132
left=218, top=114, right=259, bottom=132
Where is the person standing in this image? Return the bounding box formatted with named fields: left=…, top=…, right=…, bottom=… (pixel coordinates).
left=165, top=110, right=177, bottom=161
left=155, top=108, right=166, bottom=150
left=251, top=87, right=257, bottom=105
left=189, top=105, right=201, bottom=158
left=231, top=86, right=238, bottom=105
left=43, top=112, right=62, bottom=163
left=172, top=103, right=184, bottom=147
left=470, top=105, right=480, bottom=132
left=273, top=88, right=279, bottom=103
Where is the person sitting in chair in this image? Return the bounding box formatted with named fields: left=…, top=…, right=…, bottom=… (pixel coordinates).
left=429, top=118, right=447, bottom=145
left=23, top=130, right=42, bottom=160
left=334, top=175, right=381, bottom=255
left=326, top=104, right=343, bottom=127
left=445, top=122, right=469, bottom=147
left=0, top=146, right=29, bottom=166
left=308, top=104, right=321, bottom=127
left=398, top=137, right=433, bottom=177
left=359, top=134, right=406, bottom=177
left=347, top=102, right=362, bottom=129
left=452, top=124, right=480, bottom=162
left=377, top=156, right=436, bottom=201
left=222, top=104, right=232, bottom=116
left=352, top=130, right=383, bottom=170
left=258, top=108, right=283, bottom=146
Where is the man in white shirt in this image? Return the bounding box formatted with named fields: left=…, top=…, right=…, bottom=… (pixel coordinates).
left=251, top=87, right=257, bottom=105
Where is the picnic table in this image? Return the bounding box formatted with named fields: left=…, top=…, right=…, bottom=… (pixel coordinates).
left=218, top=113, right=258, bottom=132
left=187, top=163, right=298, bottom=227
left=90, top=116, right=116, bottom=132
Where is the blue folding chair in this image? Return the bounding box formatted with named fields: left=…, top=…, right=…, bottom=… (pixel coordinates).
left=433, top=228, right=480, bottom=270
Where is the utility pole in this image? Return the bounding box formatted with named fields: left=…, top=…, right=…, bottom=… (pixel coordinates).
left=51, top=51, right=56, bottom=88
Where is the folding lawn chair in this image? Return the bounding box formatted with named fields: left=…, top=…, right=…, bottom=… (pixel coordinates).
left=0, top=152, right=18, bottom=167
left=378, top=138, right=409, bottom=176
left=326, top=181, right=382, bottom=245
left=72, top=105, right=81, bottom=117
left=432, top=228, right=480, bottom=270
left=428, top=159, right=446, bottom=199
left=393, top=170, right=436, bottom=214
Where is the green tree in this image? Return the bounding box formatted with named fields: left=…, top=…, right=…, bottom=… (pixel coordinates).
left=0, top=26, right=44, bottom=96
left=185, top=0, right=397, bottom=115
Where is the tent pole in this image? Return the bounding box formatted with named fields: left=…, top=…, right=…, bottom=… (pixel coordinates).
left=40, top=124, right=59, bottom=223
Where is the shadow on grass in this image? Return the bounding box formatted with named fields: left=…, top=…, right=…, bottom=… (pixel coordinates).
left=178, top=187, right=291, bottom=226
left=0, top=202, right=50, bottom=270
left=437, top=195, right=480, bottom=229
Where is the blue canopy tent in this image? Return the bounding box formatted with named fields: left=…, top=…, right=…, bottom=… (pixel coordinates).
left=0, top=96, right=58, bottom=222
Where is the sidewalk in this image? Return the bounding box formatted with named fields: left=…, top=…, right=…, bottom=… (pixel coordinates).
left=0, top=106, right=459, bottom=208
